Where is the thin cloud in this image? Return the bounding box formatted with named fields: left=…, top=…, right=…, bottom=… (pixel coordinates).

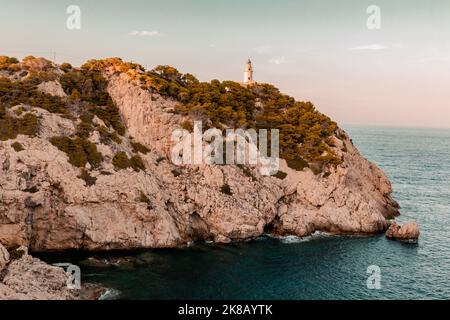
left=417, top=56, right=450, bottom=63
left=349, top=44, right=387, bottom=51
left=253, top=45, right=273, bottom=54
left=129, top=30, right=161, bottom=37
left=208, top=44, right=217, bottom=48
left=269, top=56, right=290, bottom=65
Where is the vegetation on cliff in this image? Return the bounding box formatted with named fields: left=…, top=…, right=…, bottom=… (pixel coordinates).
left=0, top=77, right=67, bottom=114
left=112, top=151, right=146, bottom=172
left=0, top=103, right=39, bottom=141
left=1, top=56, right=343, bottom=174
left=82, top=58, right=341, bottom=171
left=50, top=136, right=103, bottom=168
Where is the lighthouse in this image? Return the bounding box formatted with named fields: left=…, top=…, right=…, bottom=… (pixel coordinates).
left=244, top=59, right=254, bottom=84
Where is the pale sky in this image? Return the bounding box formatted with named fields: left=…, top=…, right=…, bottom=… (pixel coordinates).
left=1, top=0, right=449, bottom=128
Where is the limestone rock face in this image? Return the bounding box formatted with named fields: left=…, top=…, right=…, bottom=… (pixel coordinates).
left=385, top=222, right=420, bottom=241
left=0, top=67, right=401, bottom=252
left=37, top=81, right=67, bottom=98
left=0, top=253, right=75, bottom=300
left=0, top=243, right=9, bottom=271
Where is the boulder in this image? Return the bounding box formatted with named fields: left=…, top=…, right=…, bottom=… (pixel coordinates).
left=385, top=221, right=420, bottom=241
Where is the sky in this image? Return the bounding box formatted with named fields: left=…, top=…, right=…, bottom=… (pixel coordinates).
left=1, top=0, right=449, bottom=128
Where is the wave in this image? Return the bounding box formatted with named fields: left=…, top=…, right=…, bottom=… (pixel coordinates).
left=99, top=288, right=122, bottom=300
left=268, top=231, right=333, bottom=244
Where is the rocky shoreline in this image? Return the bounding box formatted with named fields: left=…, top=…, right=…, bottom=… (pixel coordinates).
left=0, top=243, right=105, bottom=300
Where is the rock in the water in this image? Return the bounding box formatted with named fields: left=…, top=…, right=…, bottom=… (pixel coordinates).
left=385, top=222, right=420, bottom=241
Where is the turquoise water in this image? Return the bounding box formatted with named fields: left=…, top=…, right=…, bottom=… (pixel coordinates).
left=40, top=126, right=450, bottom=299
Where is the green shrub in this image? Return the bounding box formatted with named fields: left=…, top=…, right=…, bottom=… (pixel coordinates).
left=78, top=169, right=97, bottom=186
left=181, top=120, right=193, bottom=132
left=0, top=56, right=19, bottom=70
left=83, top=140, right=103, bottom=168
left=60, top=69, right=110, bottom=105
left=11, top=142, right=24, bottom=152
left=0, top=77, right=67, bottom=114
left=24, top=186, right=39, bottom=193
left=138, top=191, right=153, bottom=209
left=274, top=171, right=288, bottom=180
left=76, top=118, right=93, bottom=139
left=98, top=126, right=122, bottom=144
left=61, top=62, right=72, bottom=73
left=8, top=246, right=26, bottom=260
left=112, top=151, right=131, bottom=170
left=70, top=88, right=81, bottom=100
left=0, top=103, right=6, bottom=119
left=50, top=136, right=103, bottom=168
left=131, top=141, right=150, bottom=154
left=220, top=184, right=232, bottom=195
left=92, top=104, right=125, bottom=136
left=130, top=155, right=145, bottom=172
left=26, top=70, right=58, bottom=84
left=0, top=111, right=39, bottom=141
left=14, top=107, right=24, bottom=116
left=286, top=156, right=309, bottom=171
left=156, top=156, right=165, bottom=164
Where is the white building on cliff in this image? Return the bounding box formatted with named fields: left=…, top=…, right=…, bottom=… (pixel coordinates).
left=243, top=59, right=255, bottom=85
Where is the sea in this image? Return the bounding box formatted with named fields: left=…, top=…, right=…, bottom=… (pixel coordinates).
left=39, top=126, right=450, bottom=300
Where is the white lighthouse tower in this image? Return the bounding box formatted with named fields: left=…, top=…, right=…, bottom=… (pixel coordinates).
left=244, top=58, right=254, bottom=84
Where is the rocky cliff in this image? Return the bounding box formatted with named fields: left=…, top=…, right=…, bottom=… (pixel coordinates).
left=0, top=56, right=400, bottom=252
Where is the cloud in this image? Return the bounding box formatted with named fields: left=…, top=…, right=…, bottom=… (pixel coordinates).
left=349, top=44, right=387, bottom=51
left=253, top=45, right=273, bottom=54
left=208, top=44, right=216, bottom=48
left=129, top=30, right=161, bottom=37
left=269, top=56, right=289, bottom=65
left=417, top=56, right=450, bottom=63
